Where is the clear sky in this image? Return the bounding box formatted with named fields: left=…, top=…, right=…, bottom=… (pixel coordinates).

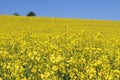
left=0, top=0, right=120, bottom=20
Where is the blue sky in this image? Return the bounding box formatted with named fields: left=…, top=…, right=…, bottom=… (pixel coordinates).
left=0, top=0, right=120, bottom=20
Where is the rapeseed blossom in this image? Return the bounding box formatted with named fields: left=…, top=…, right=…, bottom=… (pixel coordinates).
left=0, top=15, right=120, bottom=80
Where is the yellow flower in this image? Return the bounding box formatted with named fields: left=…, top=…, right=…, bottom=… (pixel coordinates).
left=52, top=65, right=58, bottom=71
left=68, top=57, right=75, bottom=64
left=50, top=54, right=56, bottom=63
left=0, top=78, right=2, bottom=80
left=33, top=51, right=37, bottom=55
left=22, top=77, right=27, bottom=80
left=41, top=74, right=45, bottom=79
left=31, top=67, right=37, bottom=73
left=6, top=64, right=11, bottom=69
left=44, top=72, right=50, bottom=78
left=70, top=72, right=75, bottom=78
left=93, top=60, right=102, bottom=67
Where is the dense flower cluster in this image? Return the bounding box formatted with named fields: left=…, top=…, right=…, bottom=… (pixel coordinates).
left=0, top=16, right=120, bottom=80
left=0, top=31, right=119, bottom=80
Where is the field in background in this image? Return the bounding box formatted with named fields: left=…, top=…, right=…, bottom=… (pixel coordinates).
left=0, top=15, right=120, bottom=80
left=0, top=15, right=120, bottom=36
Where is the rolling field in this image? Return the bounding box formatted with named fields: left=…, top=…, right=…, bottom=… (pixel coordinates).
left=0, top=15, right=120, bottom=80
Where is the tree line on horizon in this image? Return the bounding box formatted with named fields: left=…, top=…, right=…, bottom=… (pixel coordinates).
left=13, top=11, right=36, bottom=16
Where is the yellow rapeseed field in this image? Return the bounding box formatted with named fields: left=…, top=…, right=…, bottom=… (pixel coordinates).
left=0, top=15, right=120, bottom=80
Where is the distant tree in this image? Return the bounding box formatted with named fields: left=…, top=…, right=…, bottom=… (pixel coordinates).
left=27, top=11, right=36, bottom=16
left=13, top=13, right=20, bottom=16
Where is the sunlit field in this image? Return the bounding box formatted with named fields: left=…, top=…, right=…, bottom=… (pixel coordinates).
left=0, top=15, right=120, bottom=80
